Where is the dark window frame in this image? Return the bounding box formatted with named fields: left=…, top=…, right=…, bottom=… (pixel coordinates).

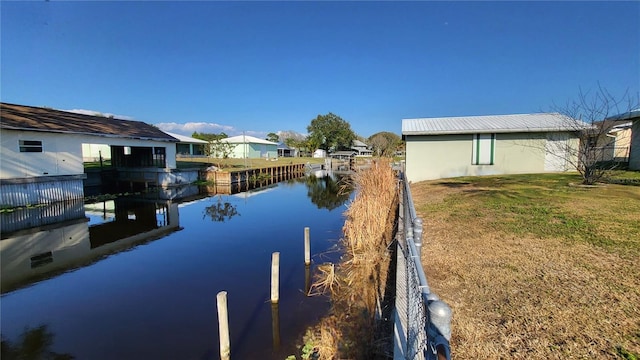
left=19, top=140, right=43, bottom=153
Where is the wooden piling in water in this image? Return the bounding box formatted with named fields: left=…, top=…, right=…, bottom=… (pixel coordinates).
left=216, top=291, right=231, bottom=360
left=271, top=252, right=280, bottom=303
left=304, top=227, right=311, bottom=265
left=304, top=264, right=311, bottom=296
left=271, top=303, right=280, bottom=350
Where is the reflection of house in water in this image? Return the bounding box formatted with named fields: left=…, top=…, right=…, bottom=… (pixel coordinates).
left=1, top=171, right=312, bottom=294
left=231, top=184, right=277, bottom=199
left=0, top=198, right=179, bottom=294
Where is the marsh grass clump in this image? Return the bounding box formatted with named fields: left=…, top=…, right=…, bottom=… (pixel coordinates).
left=304, top=158, right=399, bottom=359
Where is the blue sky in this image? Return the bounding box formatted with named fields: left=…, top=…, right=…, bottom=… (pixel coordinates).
left=2, top=1, right=638, bottom=139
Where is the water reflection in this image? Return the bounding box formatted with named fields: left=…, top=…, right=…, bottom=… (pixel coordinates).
left=0, top=198, right=180, bottom=294
left=304, top=173, right=352, bottom=210
left=0, top=324, right=74, bottom=360
left=0, top=172, right=352, bottom=294
left=203, top=195, right=240, bottom=222
left=0, top=171, right=355, bottom=360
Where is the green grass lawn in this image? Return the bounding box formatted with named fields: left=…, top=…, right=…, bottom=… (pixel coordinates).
left=420, top=172, right=640, bottom=257
left=411, top=172, right=640, bottom=358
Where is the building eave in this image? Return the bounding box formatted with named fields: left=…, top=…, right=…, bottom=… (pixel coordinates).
left=1, top=126, right=179, bottom=142
left=402, top=127, right=582, bottom=136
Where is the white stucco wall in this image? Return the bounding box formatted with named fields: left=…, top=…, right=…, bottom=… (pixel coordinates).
left=1, top=129, right=177, bottom=179
left=629, top=119, right=640, bottom=170
left=226, top=143, right=277, bottom=159
left=405, top=132, right=578, bottom=183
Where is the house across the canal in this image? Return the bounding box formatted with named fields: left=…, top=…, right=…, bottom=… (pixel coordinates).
left=166, top=131, right=208, bottom=157
left=0, top=102, right=179, bottom=207
left=219, top=135, right=278, bottom=159
left=608, top=109, right=640, bottom=170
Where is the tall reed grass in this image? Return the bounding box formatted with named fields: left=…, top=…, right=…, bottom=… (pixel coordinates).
left=306, top=158, right=399, bottom=359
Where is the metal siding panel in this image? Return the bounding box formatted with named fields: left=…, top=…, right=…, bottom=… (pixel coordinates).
left=402, top=113, right=581, bottom=135
left=0, top=178, right=84, bottom=207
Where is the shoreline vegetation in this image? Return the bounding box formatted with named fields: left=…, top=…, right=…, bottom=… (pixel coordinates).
left=296, top=158, right=399, bottom=359
left=412, top=173, right=640, bottom=358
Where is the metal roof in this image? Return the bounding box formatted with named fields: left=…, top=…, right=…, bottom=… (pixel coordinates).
left=164, top=131, right=208, bottom=144
left=277, top=142, right=291, bottom=150
left=402, top=112, right=586, bottom=135
left=605, top=109, right=640, bottom=121
left=1, top=102, right=177, bottom=142
left=221, top=135, right=278, bottom=145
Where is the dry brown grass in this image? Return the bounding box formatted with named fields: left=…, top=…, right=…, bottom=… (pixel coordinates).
left=412, top=173, right=640, bottom=359
left=305, top=158, right=399, bottom=359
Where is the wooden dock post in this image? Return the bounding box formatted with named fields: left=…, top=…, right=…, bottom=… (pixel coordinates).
left=216, top=291, right=231, bottom=360
left=271, top=252, right=280, bottom=304
left=304, top=227, right=311, bottom=265
left=271, top=303, right=281, bottom=350
left=305, top=264, right=311, bottom=296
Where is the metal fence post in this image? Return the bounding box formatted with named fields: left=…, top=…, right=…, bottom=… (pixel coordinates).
left=396, top=171, right=451, bottom=360
left=413, top=217, right=423, bottom=254
left=429, top=300, right=452, bottom=341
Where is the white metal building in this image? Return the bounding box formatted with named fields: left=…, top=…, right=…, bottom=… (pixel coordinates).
left=219, top=135, right=278, bottom=159
left=402, top=113, right=584, bottom=183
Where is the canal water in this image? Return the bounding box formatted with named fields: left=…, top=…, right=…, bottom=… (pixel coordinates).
left=0, top=172, right=352, bottom=359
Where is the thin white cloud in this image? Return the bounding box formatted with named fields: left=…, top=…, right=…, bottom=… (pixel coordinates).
left=155, top=122, right=237, bottom=136
left=63, top=108, right=135, bottom=120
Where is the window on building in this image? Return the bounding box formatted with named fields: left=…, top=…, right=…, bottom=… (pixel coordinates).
left=19, top=140, right=43, bottom=152
left=472, top=134, right=495, bottom=165
left=153, top=147, right=166, bottom=167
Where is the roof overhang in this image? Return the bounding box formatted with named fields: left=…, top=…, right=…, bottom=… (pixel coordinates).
left=1, top=126, right=179, bottom=142
left=402, top=127, right=582, bottom=136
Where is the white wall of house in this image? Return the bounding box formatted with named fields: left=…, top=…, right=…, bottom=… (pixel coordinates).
left=405, top=132, right=578, bottom=183
left=226, top=143, right=277, bottom=159
left=227, top=143, right=249, bottom=158
left=313, top=149, right=327, bottom=158
left=1, top=129, right=177, bottom=179
left=630, top=119, right=640, bottom=170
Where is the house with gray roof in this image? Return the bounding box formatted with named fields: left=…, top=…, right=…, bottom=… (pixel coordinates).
left=351, top=139, right=373, bottom=156
left=219, top=135, right=278, bottom=159
left=1, top=102, right=178, bottom=206
left=401, top=113, right=585, bottom=182
left=606, top=109, right=640, bottom=170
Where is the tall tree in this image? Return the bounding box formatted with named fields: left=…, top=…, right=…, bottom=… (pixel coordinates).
left=191, top=132, right=230, bottom=158
left=368, top=131, right=402, bottom=157
left=281, top=131, right=307, bottom=156
left=266, top=132, right=280, bottom=143
left=192, top=132, right=228, bottom=142
left=280, top=131, right=305, bottom=146
left=307, top=113, right=356, bottom=152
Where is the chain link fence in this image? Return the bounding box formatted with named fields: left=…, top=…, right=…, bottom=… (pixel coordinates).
left=394, top=172, right=452, bottom=360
